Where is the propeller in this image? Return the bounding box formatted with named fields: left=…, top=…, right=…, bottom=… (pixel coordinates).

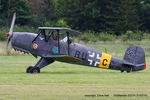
left=6, top=13, right=16, bottom=52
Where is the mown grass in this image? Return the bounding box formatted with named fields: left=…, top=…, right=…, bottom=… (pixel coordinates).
left=0, top=56, right=149, bottom=100
left=0, top=40, right=150, bottom=100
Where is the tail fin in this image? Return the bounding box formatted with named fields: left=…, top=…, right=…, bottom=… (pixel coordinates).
left=123, top=45, right=146, bottom=72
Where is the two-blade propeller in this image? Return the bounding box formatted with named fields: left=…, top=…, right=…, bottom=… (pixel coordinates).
left=6, top=13, right=16, bottom=52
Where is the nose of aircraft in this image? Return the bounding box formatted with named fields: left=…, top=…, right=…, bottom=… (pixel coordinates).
left=10, top=32, right=37, bottom=52
left=6, top=32, right=10, bottom=36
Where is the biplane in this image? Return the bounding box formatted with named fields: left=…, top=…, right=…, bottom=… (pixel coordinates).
left=6, top=13, right=146, bottom=73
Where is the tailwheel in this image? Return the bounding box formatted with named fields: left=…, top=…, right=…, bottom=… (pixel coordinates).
left=30, top=67, right=40, bottom=73
left=126, top=70, right=131, bottom=73
left=26, top=66, right=33, bottom=73
left=126, top=67, right=131, bottom=73
left=121, top=70, right=124, bottom=73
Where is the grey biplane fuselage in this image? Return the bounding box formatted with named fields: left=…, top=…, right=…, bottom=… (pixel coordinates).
left=6, top=13, right=146, bottom=73
left=11, top=31, right=146, bottom=73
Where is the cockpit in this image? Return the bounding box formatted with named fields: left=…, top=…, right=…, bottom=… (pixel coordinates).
left=32, top=27, right=80, bottom=55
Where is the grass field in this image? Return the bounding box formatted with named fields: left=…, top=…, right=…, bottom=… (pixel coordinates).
left=0, top=41, right=150, bottom=100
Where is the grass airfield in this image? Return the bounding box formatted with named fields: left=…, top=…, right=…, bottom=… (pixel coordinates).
left=0, top=41, right=150, bottom=100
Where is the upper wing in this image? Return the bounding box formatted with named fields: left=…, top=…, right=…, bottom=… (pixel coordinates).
left=38, top=27, right=81, bottom=34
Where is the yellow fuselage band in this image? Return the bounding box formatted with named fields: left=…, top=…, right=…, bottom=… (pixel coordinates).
left=99, top=53, right=112, bottom=69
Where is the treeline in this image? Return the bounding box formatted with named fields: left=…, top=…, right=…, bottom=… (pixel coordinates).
left=0, top=0, right=150, bottom=35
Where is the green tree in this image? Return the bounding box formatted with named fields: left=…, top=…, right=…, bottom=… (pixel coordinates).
left=56, top=0, right=102, bottom=31
left=139, top=0, right=150, bottom=31
left=119, top=0, right=140, bottom=33
left=0, top=0, right=3, bottom=25
left=0, top=0, right=33, bottom=27
left=41, top=0, right=57, bottom=23
left=56, top=0, right=141, bottom=34
left=28, top=0, right=57, bottom=27
left=101, top=0, right=141, bottom=34
left=100, top=0, right=120, bottom=33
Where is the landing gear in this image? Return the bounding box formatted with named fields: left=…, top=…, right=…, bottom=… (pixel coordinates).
left=120, top=70, right=131, bottom=73
left=26, top=66, right=40, bottom=73
left=121, top=70, right=124, bottom=73
left=30, top=67, right=40, bottom=73
left=26, top=66, right=33, bottom=73
left=126, top=70, right=131, bottom=73
left=26, top=58, right=54, bottom=74
left=120, top=66, right=131, bottom=73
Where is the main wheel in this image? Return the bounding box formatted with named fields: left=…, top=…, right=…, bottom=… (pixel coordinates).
left=26, top=66, right=33, bottom=73
left=30, top=67, right=40, bottom=73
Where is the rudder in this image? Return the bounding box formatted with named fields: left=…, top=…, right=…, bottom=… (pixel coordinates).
left=123, top=45, right=146, bottom=72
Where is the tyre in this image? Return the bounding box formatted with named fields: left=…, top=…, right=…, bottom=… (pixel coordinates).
left=121, top=70, right=124, bottom=73
left=126, top=67, right=131, bottom=73
left=30, top=67, right=40, bottom=73
left=26, top=66, right=33, bottom=73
